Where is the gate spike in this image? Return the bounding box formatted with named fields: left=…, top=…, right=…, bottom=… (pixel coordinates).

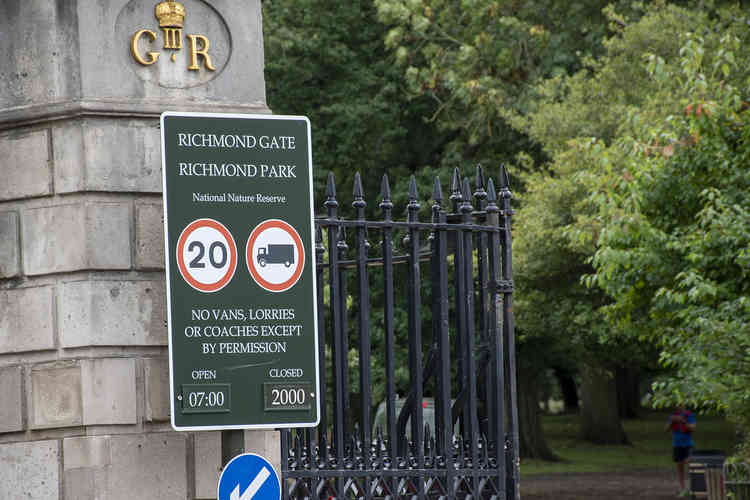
left=408, top=175, right=418, bottom=202
left=380, top=173, right=391, bottom=201
left=461, top=178, right=473, bottom=212
left=407, top=175, right=420, bottom=215
left=486, top=178, right=499, bottom=215
left=353, top=172, right=364, bottom=202
left=326, top=171, right=337, bottom=198
left=486, top=178, right=497, bottom=202
left=474, top=164, right=487, bottom=202
left=325, top=171, right=338, bottom=212
left=432, top=177, right=443, bottom=205
left=315, top=225, right=324, bottom=247
left=430, top=177, right=443, bottom=241
left=380, top=174, right=393, bottom=222
left=475, top=164, right=485, bottom=190
left=451, top=168, right=462, bottom=198
left=499, top=164, right=510, bottom=191
left=450, top=168, right=463, bottom=213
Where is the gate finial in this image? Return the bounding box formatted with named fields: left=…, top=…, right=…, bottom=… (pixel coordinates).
left=325, top=172, right=338, bottom=216
left=450, top=167, right=463, bottom=214
left=474, top=164, right=487, bottom=203
left=486, top=178, right=499, bottom=212
left=461, top=178, right=473, bottom=213
left=498, top=165, right=513, bottom=216
left=475, top=164, right=485, bottom=190
left=380, top=173, right=391, bottom=202
left=499, top=164, right=510, bottom=192
left=326, top=171, right=337, bottom=199
left=451, top=167, right=462, bottom=199
left=432, top=176, right=443, bottom=205
left=407, top=175, right=419, bottom=207
left=353, top=172, right=366, bottom=210
left=380, top=174, right=393, bottom=221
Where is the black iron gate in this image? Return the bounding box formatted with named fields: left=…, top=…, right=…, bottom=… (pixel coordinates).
left=281, top=165, right=519, bottom=499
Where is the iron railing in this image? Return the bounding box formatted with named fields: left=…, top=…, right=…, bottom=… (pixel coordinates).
left=281, top=165, right=519, bottom=499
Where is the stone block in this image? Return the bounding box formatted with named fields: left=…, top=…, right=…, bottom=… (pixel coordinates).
left=59, top=280, right=167, bottom=347
left=81, top=358, right=137, bottom=425
left=22, top=203, right=84, bottom=274
left=0, top=286, right=55, bottom=354
left=22, top=202, right=131, bottom=275
left=30, top=363, right=82, bottom=429
left=86, top=202, right=132, bottom=268
left=0, top=366, right=23, bottom=433
left=194, top=431, right=221, bottom=499
left=52, top=120, right=85, bottom=193
left=136, top=202, right=165, bottom=269
left=144, top=357, right=170, bottom=422
left=64, top=435, right=111, bottom=470
left=63, top=436, right=111, bottom=500
left=0, top=2, right=79, bottom=110
left=245, top=430, right=281, bottom=478
left=0, top=211, right=20, bottom=278
left=54, top=119, right=162, bottom=193
left=0, top=440, right=60, bottom=500
left=63, top=467, right=100, bottom=500
left=0, top=129, right=51, bottom=201
left=107, top=433, right=187, bottom=500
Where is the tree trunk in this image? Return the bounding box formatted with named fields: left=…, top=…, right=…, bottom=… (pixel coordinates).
left=518, top=368, right=558, bottom=460
left=616, top=366, right=641, bottom=419
left=554, top=368, right=579, bottom=413
left=578, top=362, right=630, bottom=445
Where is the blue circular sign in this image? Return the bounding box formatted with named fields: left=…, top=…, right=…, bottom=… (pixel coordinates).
left=218, top=453, right=281, bottom=500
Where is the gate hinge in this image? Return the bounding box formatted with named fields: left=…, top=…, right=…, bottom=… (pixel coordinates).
left=496, top=280, right=514, bottom=293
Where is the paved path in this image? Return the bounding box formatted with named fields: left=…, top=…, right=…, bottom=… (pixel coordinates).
left=522, top=468, right=679, bottom=499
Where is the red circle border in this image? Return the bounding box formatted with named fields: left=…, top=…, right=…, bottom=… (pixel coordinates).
left=176, top=218, right=238, bottom=293
left=245, top=219, right=305, bottom=293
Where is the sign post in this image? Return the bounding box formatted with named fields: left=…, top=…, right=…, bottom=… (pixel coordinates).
left=161, top=112, right=319, bottom=430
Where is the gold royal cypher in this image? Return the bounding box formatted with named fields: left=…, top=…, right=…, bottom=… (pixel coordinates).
left=131, top=0, right=215, bottom=71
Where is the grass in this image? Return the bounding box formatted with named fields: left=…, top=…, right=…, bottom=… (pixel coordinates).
left=521, top=411, right=737, bottom=476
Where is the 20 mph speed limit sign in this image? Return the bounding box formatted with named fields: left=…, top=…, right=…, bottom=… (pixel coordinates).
left=177, top=219, right=238, bottom=293
left=161, top=112, right=320, bottom=431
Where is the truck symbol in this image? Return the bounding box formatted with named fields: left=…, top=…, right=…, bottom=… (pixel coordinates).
left=257, top=244, right=294, bottom=267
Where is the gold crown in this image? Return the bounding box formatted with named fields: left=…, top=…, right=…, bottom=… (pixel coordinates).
left=155, top=1, right=186, bottom=28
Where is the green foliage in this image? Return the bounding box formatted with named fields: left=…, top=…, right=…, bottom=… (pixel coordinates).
left=512, top=6, right=709, bottom=375
left=584, top=7, right=750, bottom=448
left=263, top=0, right=445, bottom=209
left=374, top=0, right=651, bottom=170
left=521, top=4, right=702, bottom=155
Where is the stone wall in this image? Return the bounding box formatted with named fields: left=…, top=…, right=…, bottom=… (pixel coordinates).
left=0, top=1, right=275, bottom=498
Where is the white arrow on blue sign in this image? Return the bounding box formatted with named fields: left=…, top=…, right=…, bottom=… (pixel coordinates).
left=218, top=453, right=281, bottom=500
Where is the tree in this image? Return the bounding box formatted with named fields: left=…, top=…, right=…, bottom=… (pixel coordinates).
left=263, top=0, right=446, bottom=210
left=373, top=0, right=659, bottom=453
left=587, top=8, right=750, bottom=451
left=512, top=4, right=728, bottom=444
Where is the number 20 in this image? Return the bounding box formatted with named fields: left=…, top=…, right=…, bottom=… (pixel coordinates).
left=188, top=241, right=228, bottom=269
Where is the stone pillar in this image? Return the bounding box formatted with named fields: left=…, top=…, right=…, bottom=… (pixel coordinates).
left=0, top=2, right=276, bottom=498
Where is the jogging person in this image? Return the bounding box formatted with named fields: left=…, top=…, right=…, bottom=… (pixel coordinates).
left=665, top=405, right=696, bottom=497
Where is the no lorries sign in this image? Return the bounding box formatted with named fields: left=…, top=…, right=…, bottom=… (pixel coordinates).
left=161, top=112, right=319, bottom=430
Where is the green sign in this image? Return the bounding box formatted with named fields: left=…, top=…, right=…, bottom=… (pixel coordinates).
left=160, top=112, right=319, bottom=431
